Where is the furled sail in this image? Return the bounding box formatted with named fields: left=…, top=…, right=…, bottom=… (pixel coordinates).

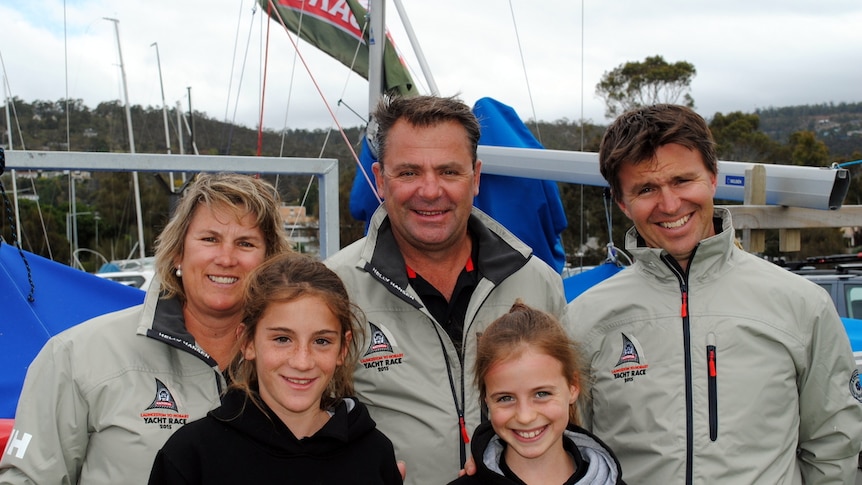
left=259, top=0, right=418, bottom=96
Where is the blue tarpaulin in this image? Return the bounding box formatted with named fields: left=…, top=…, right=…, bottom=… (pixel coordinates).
left=563, top=262, right=624, bottom=302
left=0, top=242, right=145, bottom=418
left=841, top=318, right=862, bottom=353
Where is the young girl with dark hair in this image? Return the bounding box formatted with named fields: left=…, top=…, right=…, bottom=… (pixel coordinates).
left=149, top=253, right=402, bottom=484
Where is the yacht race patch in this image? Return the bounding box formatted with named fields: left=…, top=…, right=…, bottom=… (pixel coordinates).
left=850, top=369, right=862, bottom=403
left=360, top=322, right=404, bottom=373
left=140, top=378, right=189, bottom=430
left=612, top=333, right=649, bottom=383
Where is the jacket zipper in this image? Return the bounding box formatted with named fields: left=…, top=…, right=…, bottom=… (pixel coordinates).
left=430, top=320, right=469, bottom=467
left=663, top=252, right=695, bottom=485
left=707, top=333, right=718, bottom=441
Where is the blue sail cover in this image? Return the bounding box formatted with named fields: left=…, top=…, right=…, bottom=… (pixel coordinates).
left=0, top=242, right=145, bottom=418
left=349, top=97, right=568, bottom=273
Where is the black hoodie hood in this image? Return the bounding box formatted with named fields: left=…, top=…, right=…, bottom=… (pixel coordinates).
left=211, top=388, right=376, bottom=457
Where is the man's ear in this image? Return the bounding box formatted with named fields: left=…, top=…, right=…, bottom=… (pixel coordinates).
left=372, top=162, right=384, bottom=198
left=473, top=159, right=482, bottom=197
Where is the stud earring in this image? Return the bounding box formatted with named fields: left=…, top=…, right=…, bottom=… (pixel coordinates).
left=175, top=266, right=182, bottom=277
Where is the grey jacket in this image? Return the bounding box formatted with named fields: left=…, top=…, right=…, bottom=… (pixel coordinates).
left=0, top=281, right=224, bottom=485
left=566, top=208, right=862, bottom=484
left=326, top=206, right=566, bottom=485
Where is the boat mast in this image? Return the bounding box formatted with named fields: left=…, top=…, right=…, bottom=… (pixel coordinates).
left=390, top=0, right=438, bottom=95
left=368, top=0, right=385, bottom=115
left=150, top=42, right=178, bottom=191
left=105, top=17, right=146, bottom=260
left=3, top=74, right=22, bottom=243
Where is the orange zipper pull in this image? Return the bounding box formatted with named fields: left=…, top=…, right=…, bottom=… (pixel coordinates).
left=459, top=416, right=470, bottom=444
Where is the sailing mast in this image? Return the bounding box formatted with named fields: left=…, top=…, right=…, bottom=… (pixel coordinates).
left=3, top=74, right=22, bottom=243
left=105, top=18, right=146, bottom=261
left=366, top=0, right=438, bottom=113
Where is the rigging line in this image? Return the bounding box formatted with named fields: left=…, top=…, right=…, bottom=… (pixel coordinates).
left=225, top=1, right=259, bottom=155
left=330, top=6, right=379, bottom=203
left=0, top=64, right=25, bottom=151
left=278, top=1, right=370, bottom=224
left=507, top=0, right=541, bottom=144
left=578, top=0, right=585, bottom=262
left=1, top=51, right=53, bottom=260
left=293, top=1, right=373, bottom=220
left=257, top=0, right=274, bottom=157
left=223, top=0, right=246, bottom=125
left=303, top=2, right=368, bottom=162
left=277, top=7, right=305, bottom=159
left=64, top=0, right=71, bottom=152
left=579, top=0, right=585, bottom=151
left=263, top=0, right=377, bottom=206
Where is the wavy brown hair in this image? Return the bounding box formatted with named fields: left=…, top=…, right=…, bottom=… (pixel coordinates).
left=599, top=104, right=717, bottom=203
left=227, top=253, right=364, bottom=412
left=154, top=173, right=291, bottom=301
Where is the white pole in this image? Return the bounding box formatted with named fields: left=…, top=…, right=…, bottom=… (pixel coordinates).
left=151, top=42, right=175, bottom=191
left=176, top=100, right=185, bottom=156
left=151, top=43, right=172, bottom=155
left=105, top=17, right=146, bottom=260
left=390, top=0, right=438, bottom=95
left=4, top=77, right=22, bottom=243
left=368, top=0, right=385, bottom=115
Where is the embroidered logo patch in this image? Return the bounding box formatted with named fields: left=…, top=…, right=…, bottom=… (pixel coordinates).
left=147, top=378, right=179, bottom=411
left=612, top=333, right=649, bottom=383
left=140, top=378, right=189, bottom=430
left=360, top=322, right=404, bottom=373
left=850, top=369, right=862, bottom=403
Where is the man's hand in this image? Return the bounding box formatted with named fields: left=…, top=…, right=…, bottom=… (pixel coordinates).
left=458, top=456, right=477, bottom=477
left=398, top=460, right=406, bottom=481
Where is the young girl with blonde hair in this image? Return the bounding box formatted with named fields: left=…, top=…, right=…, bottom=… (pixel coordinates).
left=451, top=301, right=624, bottom=485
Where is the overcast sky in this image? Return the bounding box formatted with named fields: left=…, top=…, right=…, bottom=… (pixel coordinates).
left=2, top=0, right=861, bottom=135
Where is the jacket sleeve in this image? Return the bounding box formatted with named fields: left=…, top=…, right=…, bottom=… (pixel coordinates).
left=796, top=297, right=862, bottom=483
left=562, top=300, right=595, bottom=431
left=0, top=337, right=90, bottom=484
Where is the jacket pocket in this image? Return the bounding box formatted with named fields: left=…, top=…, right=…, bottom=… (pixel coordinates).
left=707, top=332, right=718, bottom=441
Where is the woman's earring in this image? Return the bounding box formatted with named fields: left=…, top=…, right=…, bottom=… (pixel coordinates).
left=175, top=266, right=182, bottom=277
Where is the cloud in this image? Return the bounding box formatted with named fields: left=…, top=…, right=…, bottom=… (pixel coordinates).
left=1, top=0, right=861, bottom=133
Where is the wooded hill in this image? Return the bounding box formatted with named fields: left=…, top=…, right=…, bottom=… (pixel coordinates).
left=2, top=97, right=861, bottom=270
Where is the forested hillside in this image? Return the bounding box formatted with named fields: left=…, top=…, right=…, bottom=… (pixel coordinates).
left=755, top=101, right=862, bottom=158
left=2, top=97, right=861, bottom=269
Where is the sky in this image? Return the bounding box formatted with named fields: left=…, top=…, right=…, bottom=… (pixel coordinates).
left=1, top=0, right=861, bottom=134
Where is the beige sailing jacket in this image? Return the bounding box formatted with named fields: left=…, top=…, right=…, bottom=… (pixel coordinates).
left=326, top=206, right=567, bottom=485
left=0, top=282, right=224, bottom=485
left=566, top=208, right=862, bottom=484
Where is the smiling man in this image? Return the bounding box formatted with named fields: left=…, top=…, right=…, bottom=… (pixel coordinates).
left=326, top=95, right=566, bottom=485
left=565, top=104, right=862, bottom=484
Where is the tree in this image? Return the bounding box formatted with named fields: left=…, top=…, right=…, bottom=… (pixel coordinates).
left=596, top=55, right=696, bottom=119
left=709, top=111, right=781, bottom=163
left=787, top=131, right=830, bottom=166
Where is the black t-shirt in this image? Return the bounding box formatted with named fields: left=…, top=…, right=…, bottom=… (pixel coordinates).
left=407, top=243, right=479, bottom=357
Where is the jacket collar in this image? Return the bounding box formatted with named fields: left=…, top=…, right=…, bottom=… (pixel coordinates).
left=625, top=207, right=738, bottom=283
left=360, top=205, right=532, bottom=307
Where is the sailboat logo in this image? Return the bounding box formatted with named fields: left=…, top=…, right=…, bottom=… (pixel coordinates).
left=365, top=322, right=394, bottom=356
left=146, top=378, right=179, bottom=412
left=616, top=334, right=640, bottom=366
